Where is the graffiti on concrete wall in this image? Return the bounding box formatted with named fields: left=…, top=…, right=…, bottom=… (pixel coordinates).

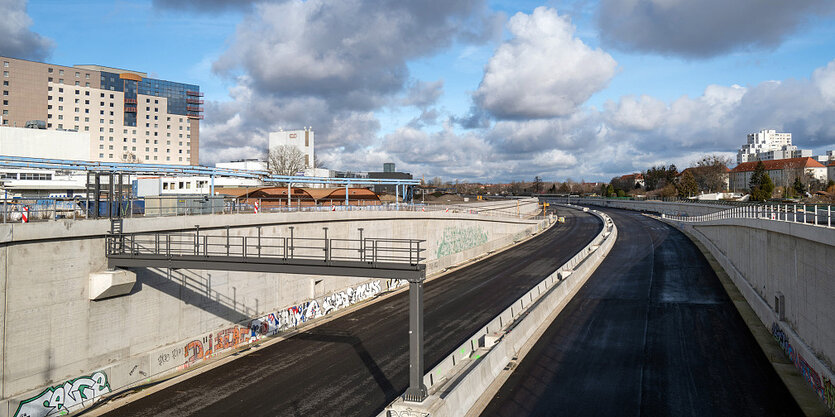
left=772, top=323, right=835, bottom=412
left=14, top=371, right=110, bottom=417
left=436, top=225, right=488, bottom=258
left=157, top=279, right=387, bottom=375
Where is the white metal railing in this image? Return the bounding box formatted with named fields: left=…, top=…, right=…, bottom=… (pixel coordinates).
left=664, top=203, right=835, bottom=229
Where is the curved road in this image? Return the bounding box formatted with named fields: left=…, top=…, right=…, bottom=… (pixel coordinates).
left=103, top=208, right=602, bottom=417
left=481, top=208, right=801, bottom=416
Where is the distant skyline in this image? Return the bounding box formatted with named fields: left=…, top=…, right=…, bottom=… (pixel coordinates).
left=3, top=0, right=835, bottom=182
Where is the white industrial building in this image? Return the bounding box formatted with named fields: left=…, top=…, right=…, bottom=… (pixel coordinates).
left=737, top=129, right=811, bottom=164
left=0, top=126, right=90, bottom=160
left=268, top=127, right=314, bottom=168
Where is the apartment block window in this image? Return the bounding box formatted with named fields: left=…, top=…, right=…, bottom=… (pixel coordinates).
left=109, top=94, right=114, bottom=99
left=58, top=87, right=63, bottom=93
left=75, top=72, right=79, bottom=78
left=84, top=117, right=89, bottom=122
left=58, top=106, right=62, bottom=111
left=58, top=97, right=63, bottom=102
left=1, top=110, right=7, bottom=115
left=100, top=102, right=104, bottom=106
left=166, top=157, right=171, bottom=161
left=109, top=154, right=113, bottom=158
left=100, top=93, right=104, bottom=98
left=74, top=107, right=79, bottom=112
left=74, top=116, right=79, bottom=121
left=2, top=61, right=7, bottom=67
left=167, top=133, right=170, bottom=137
left=108, top=145, right=113, bottom=150
left=146, top=98, right=150, bottom=103
left=3, top=91, right=8, bottom=96
left=48, top=68, right=53, bottom=73
left=75, top=81, right=79, bottom=86
left=59, top=69, right=64, bottom=75
left=85, top=74, right=90, bottom=79
left=145, top=156, right=149, bottom=160
left=99, top=136, right=104, bottom=140
left=85, top=82, right=90, bottom=87
left=154, top=99, right=158, bottom=104
left=109, top=111, right=114, bottom=116
left=57, top=115, right=63, bottom=120
left=57, top=124, right=63, bottom=128
left=145, top=147, right=149, bottom=151
left=145, top=123, right=149, bottom=128
left=3, top=71, right=8, bottom=77
left=84, top=126, right=89, bottom=131
left=99, top=144, right=104, bottom=150
left=3, top=81, right=8, bottom=86
left=2, top=100, right=7, bottom=106
left=59, top=79, right=63, bottom=84
left=48, top=77, right=53, bottom=82
left=100, top=118, right=104, bottom=123
left=99, top=153, right=104, bottom=158
left=85, top=91, right=89, bottom=96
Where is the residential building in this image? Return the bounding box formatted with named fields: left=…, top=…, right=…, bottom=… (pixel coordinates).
left=729, top=157, right=827, bottom=192
left=617, top=173, right=645, bottom=188
left=736, top=129, right=811, bottom=164
left=0, top=56, right=201, bottom=164
left=829, top=161, right=835, bottom=185
left=268, top=127, right=314, bottom=168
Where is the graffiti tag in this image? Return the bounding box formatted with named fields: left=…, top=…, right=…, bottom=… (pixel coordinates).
left=436, top=226, right=488, bottom=258
left=772, top=323, right=834, bottom=412
left=14, top=372, right=110, bottom=417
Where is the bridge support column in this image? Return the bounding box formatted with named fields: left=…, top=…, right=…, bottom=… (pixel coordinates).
left=404, top=276, right=428, bottom=402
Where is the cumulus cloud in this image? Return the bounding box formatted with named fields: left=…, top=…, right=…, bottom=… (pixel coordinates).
left=401, top=79, right=444, bottom=109
left=597, top=0, right=835, bottom=58
left=0, top=0, right=53, bottom=60
left=474, top=7, right=617, bottom=120
left=198, top=0, right=500, bottom=166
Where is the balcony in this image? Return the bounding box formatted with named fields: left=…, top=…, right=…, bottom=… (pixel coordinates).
left=124, top=98, right=137, bottom=104
left=186, top=98, right=204, bottom=104
left=186, top=91, right=203, bottom=97
left=187, top=114, right=204, bottom=120
left=186, top=106, right=204, bottom=112
left=124, top=107, right=137, bottom=113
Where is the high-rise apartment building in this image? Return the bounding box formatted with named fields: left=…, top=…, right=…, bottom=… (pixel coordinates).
left=736, top=129, right=809, bottom=164
left=0, top=56, right=202, bottom=165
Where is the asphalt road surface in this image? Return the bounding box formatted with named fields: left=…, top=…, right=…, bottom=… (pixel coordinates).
left=103, top=208, right=601, bottom=417
left=480, top=208, right=801, bottom=417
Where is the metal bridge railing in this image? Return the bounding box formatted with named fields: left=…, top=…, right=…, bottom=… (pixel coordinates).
left=106, top=229, right=426, bottom=266
left=664, top=203, right=835, bottom=229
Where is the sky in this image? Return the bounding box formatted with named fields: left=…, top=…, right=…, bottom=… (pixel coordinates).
left=3, top=0, right=835, bottom=183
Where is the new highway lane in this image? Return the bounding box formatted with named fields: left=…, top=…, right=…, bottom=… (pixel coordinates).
left=480, top=208, right=802, bottom=416
left=102, top=208, right=602, bottom=417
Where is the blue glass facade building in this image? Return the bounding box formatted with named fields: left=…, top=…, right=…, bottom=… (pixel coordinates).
left=99, top=71, right=202, bottom=127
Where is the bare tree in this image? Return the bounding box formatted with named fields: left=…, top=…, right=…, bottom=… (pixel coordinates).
left=268, top=145, right=306, bottom=177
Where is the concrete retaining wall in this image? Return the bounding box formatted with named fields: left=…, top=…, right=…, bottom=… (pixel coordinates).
left=0, top=202, right=545, bottom=417
left=559, top=197, right=727, bottom=217
left=670, top=218, right=835, bottom=413
left=381, top=207, right=616, bottom=417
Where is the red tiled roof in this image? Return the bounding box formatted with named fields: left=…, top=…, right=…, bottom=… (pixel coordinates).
left=730, top=157, right=825, bottom=173
left=619, top=173, right=643, bottom=180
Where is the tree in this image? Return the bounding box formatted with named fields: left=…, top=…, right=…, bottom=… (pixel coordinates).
left=793, top=177, right=806, bottom=196
left=677, top=170, right=698, bottom=198
left=533, top=176, right=543, bottom=194
left=693, top=154, right=732, bottom=192
left=268, top=145, right=306, bottom=178
left=750, top=161, right=774, bottom=202
left=558, top=182, right=571, bottom=193
left=605, top=184, right=615, bottom=197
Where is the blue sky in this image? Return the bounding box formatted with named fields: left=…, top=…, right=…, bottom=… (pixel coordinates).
left=4, top=0, right=835, bottom=182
